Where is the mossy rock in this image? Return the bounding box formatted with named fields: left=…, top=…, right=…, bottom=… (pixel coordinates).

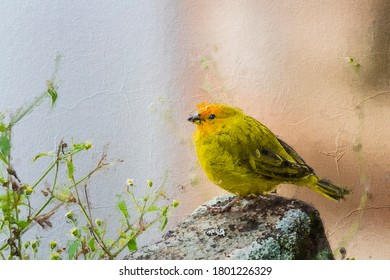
left=128, top=195, right=334, bottom=260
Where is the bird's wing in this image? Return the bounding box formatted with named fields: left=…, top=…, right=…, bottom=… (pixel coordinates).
left=276, top=137, right=314, bottom=172
left=239, top=115, right=314, bottom=180
left=249, top=141, right=313, bottom=180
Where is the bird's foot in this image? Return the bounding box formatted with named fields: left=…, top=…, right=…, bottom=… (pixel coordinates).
left=205, top=196, right=242, bottom=213
left=205, top=205, right=226, bottom=213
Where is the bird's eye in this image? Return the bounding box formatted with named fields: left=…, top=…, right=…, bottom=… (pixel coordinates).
left=208, top=114, right=216, bottom=120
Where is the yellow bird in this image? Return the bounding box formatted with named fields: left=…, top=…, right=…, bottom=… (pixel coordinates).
left=188, top=102, right=350, bottom=212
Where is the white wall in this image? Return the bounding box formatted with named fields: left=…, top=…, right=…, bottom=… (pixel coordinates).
left=0, top=1, right=198, bottom=257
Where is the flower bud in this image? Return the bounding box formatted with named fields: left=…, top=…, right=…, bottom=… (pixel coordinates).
left=65, top=211, right=74, bottom=220
left=85, top=142, right=92, bottom=150
left=172, top=200, right=179, bottom=208
left=126, top=179, right=134, bottom=187
left=51, top=253, right=61, bottom=260
left=159, top=191, right=167, bottom=199
left=346, top=56, right=354, bottom=64
left=70, top=227, right=80, bottom=238
left=31, top=240, right=39, bottom=250
left=26, top=187, right=33, bottom=195
left=95, top=219, right=102, bottom=227
left=50, top=241, right=57, bottom=250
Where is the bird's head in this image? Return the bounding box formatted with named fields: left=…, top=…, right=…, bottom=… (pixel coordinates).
left=188, top=102, right=242, bottom=134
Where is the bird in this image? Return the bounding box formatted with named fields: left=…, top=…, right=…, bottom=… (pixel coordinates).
left=188, top=102, right=351, bottom=212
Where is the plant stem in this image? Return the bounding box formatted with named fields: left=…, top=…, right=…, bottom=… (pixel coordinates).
left=51, top=143, right=61, bottom=193
left=8, top=93, right=48, bottom=129
left=0, top=249, right=5, bottom=260
left=3, top=128, right=14, bottom=258
left=31, top=161, right=56, bottom=190
left=111, top=213, right=165, bottom=259
left=30, top=196, right=54, bottom=222
left=69, top=164, right=108, bottom=190
left=13, top=191, right=23, bottom=259
left=107, top=227, right=132, bottom=252
left=127, top=188, right=142, bottom=214
left=69, top=153, right=113, bottom=259
left=74, top=186, right=113, bottom=259
left=0, top=242, right=7, bottom=252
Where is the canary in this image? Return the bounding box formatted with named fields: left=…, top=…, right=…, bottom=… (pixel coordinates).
left=188, top=102, right=350, bottom=212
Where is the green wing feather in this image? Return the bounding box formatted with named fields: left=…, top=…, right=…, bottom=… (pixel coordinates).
left=250, top=146, right=313, bottom=180
left=243, top=117, right=314, bottom=181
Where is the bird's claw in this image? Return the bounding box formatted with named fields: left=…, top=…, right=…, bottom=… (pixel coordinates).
left=204, top=204, right=231, bottom=213
left=257, top=191, right=279, bottom=200
left=204, top=196, right=242, bottom=213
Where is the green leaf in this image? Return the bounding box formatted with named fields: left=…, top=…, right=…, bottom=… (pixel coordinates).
left=67, top=240, right=81, bottom=260
left=0, top=135, right=11, bottom=158
left=0, top=123, right=6, bottom=133
left=87, top=238, right=96, bottom=252
left=161, top=205, right=168, bottom=216
left=0, top=112, right=5, bottom=132
left=66, top=159, right=74, bottom=180
left=72, top=142, right=91, bottom=153
left=0, top=152, right=8, bottom=165
left=55, top=188, right=74, bottom=202
left=47, top=88, right=58, bottom=107
left=16, top=220, right=29, bottom=230
left=0, top=114, right=6, bottom=133
left=33, top=152, right=49, bottom=161
left=117, top=199, right=130, bottom=219
left=127, top=239, right=137, bottom=252
left=160, top=217, right=168, bottom=231
left=0, top=194, right=8, bottom=202
left=147, top=205, right=159, bottom=212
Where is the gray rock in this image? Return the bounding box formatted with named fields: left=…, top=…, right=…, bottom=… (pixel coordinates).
left=128, top=195, right=334, bottom=260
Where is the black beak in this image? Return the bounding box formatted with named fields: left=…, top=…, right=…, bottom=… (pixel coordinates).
left=188, top=113, right=202, bottom=123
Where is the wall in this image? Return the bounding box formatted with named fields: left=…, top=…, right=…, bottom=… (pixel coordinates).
left=182, top=0, right=390, bottom=260
left=0, top=0, right=193, bottom=257
left=0, top=1, right=389, bottom=259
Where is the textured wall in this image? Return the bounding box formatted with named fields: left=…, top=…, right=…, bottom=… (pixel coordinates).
left=1, top=1, right=389, bottom=259
left=181, top=0, right=390, bottom=260
left=0, top=1, right=192, bottom=257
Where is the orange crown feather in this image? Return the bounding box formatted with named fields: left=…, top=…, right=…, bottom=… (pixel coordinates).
left=196, top=102, right=222, bottom=117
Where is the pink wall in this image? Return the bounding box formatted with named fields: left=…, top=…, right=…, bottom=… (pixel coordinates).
left=177, top=0, right=390, bottom=259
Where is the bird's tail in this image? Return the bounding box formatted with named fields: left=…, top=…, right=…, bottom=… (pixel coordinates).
left=311, top=179, right=351, bottom=201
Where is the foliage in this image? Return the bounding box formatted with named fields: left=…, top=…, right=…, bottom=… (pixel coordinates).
left=0, top=57, right=177, bottom=259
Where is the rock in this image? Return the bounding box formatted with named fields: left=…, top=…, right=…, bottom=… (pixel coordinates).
left=128, top=195, right=334, bottom=260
